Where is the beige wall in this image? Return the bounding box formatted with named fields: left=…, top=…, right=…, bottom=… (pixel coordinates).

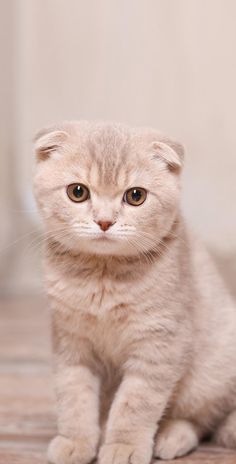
left=1, top=0, right=236, bottom=292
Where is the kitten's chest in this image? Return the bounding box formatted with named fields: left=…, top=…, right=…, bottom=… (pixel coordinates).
left=47, top=256, right=160, bottom=365
left=81, top=275, right=127, bottom=313
left=48, top=263, right=147, bottom=366
left=47, top=257, right=145, bottom=316
left=54, top=274, right=135, bottom=366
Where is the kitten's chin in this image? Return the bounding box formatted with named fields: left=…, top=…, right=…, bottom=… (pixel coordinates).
left=63, top=236, right=145, bottom=258
left=54, top=232, right=160, bottom=258
left=77, top=240, right=137, bottom=257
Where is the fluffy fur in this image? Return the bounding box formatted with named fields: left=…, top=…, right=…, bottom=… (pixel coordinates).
left=33, top=121, right=236, bottom=464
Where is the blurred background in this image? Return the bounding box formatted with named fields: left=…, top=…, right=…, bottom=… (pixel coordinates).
left=0, top=0, right=236, bottom=296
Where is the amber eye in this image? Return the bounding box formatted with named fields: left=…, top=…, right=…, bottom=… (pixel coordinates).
left=123, top=187, right=147, bottom=206
left=67, top=183, right=90, bottom=203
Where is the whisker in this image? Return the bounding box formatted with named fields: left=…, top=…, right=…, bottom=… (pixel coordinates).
left=0, top=229, right=42, bottom=255
left=21, top=227, right=73, bottom=257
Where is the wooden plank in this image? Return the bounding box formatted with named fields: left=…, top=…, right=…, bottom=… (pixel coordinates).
left=0, top=447, right=47, bottom=464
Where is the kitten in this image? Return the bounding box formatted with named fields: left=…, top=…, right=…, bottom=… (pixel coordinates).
left=33, top=121, right=236, bottom=464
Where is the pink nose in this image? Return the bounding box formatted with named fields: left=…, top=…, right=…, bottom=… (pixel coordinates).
left=97, top=221, right=113, bottom=232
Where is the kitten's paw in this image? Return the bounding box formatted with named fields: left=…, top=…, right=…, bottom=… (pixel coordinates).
left=98, top=442, right=152, bottom=464
left=47, top=435, right=97, bottom=464
left=154, top=419, right=199, bottom=460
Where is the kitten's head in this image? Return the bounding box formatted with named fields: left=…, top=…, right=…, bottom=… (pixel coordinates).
left=33, top=121, right=184, bottom=257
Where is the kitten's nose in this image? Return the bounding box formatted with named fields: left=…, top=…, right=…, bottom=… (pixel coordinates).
left=97, top=220, right=114, bottom=232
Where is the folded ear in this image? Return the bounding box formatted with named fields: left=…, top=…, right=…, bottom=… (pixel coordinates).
left=151, top=138, right=185, bottom=171
left=34, top=127, right=69, bottom=162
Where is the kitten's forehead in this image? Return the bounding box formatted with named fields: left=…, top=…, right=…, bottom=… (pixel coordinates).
left=71, top=123, right=151, bottom=189
left=87, top=125, right=130, bottom=186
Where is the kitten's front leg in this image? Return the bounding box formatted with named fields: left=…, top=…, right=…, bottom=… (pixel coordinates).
left=48, top=364, right=100, bottom=464
left=99, top=370, right=174, bottom=464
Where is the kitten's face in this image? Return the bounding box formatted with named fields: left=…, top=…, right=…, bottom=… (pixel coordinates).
left=33, top=122, right=183, bottom=257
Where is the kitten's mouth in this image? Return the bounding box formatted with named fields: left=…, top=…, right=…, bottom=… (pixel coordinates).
left=92, top=233, right=116, bottom=243
left=94, top=234, right=113, bottom=240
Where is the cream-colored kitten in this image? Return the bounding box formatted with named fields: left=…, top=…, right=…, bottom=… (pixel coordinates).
left=33, top=121, right=236, bottom=464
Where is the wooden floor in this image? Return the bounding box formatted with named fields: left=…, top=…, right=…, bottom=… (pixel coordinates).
left=1, top=296, right=236, bottom=464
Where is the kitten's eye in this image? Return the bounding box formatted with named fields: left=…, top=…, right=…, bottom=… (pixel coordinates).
left=67, top=183, right=90, bottom=203
left=123, top=187, right=147, bottom=206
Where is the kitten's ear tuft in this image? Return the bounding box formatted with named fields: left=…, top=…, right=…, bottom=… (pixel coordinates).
left=34, top=128, right=69, bottom=162
left=151, top=139, right=185, bottom=171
